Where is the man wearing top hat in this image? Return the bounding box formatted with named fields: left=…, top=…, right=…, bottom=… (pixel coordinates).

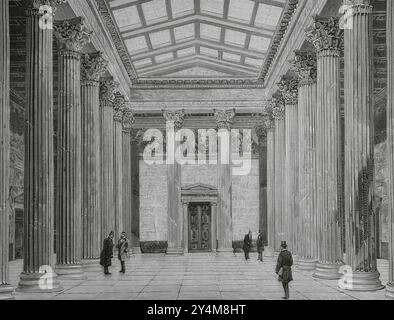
left=275, top=241, right=293, bottom=300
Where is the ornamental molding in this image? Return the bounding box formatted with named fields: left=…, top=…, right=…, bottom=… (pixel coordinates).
left=258, top=0, right=299, bottom=82
left=94, top=0, right=138, bottom=83
left=290, top=50, right=317, bottom=86
left=81, top=52, right=108, bottom=82
left=133, top=79, right=265, bottom=89
left=305, top=16, right=344, bottom=55
left=214, top=109, right=236, bottom=130
left=277, top=76, right=299, bottom=105
left=54, top=17, right=92, bottom=52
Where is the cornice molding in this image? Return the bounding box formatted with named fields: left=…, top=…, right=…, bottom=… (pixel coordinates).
left=94, top=0, right=138, bottom=83
left=133, top=79, right=265, bottom=89
left=258, top=0, right=299, bottom=82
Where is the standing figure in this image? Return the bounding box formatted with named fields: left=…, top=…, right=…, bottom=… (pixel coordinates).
left=100, top=231, right=114, bottom=275
left=257, top=230, right=264, bottom=262
left=275, top=241, right=293, bottom=300
left=117, top=232, right=130, bottom=274
left=243, top=230, right=253, bottom=261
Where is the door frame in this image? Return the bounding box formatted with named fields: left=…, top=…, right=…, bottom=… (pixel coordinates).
left=181, top=184, right=218, bottom=253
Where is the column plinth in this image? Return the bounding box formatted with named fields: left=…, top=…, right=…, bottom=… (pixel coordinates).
left=306, top=16, right=344, bottom=280
left=386, top=0, right=394, bottom=300
left=341, top=1, right=383, bottom=291
left=214, top=110, right=235, bottom=254
left=81, top=53, right=107, bottom=264
left=54, top=17, right=91, bottom=280
left=18, top=1, right=64, bottom=293
left=164, top=110, right=185, bottom=255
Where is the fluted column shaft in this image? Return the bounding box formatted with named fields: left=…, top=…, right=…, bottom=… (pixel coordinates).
left=214, top=110, right=235, bottom=253
left=266, top=127, right=276, bottom=252
left=0, top=0, right=12, bottom=298
left=298, top=81, right=318, bottom=264
left=18, top=2, right=61, bottom=292
left=164, top=111, right=185, bottom=254
left=113, top=102, right=124, bottom=241
left=80, top=53, right=107, bottom=260
left=290, top=50, right=319, bottom=270
left=54, top=18, right=90, bottom=279
left=306, top=17, right=344, bottom=279
left=342, top=1, right=383, bottom=291
left=130, top=130, right=141, bottom=249
left=387, top=0, right=394, bottom=299
left=99, top=79, right=118, bottom=242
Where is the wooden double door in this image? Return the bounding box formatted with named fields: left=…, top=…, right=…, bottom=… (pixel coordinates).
left=188, top=203, right=212, bottom=252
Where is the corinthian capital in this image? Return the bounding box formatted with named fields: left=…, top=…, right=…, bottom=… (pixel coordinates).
left=99, top=78, right=119, bottom=104
left=277, top=76, right=299, bottom=105
left=255, top=125, right=268, bottom=144
left=113, top=93, right=126, bottom=122
left=341, top=0, right=372, bottom=13
left=290, top=50, right=317, bottom=86
left=27, top=0, right=67, bottom=11
left=270, top=96, right=285, bottom=121
left=54, top=17, right=92, bottom=52
left=214, top=109, right=236, bottom=131
left=163, top=110, right=186, bottom=130
left=306, top=16, right=344, bottom=55
left=122, top=108, right=135, bottom=131
left=81, top=52, right=108, bottom=82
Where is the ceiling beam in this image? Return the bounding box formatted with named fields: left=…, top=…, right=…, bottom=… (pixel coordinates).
left=131, top=38, right=266, bottom=61
left=121, top=13, right=276, bottom=39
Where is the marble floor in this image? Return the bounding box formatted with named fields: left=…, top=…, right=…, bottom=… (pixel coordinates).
left=6, top=253, right=390, bottom=300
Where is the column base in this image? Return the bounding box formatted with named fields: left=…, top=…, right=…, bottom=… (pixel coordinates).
left=0, top=285, right=15, bottom=300
left=166, top=248, right=184, bottom=256
left=264, top=247, right=274, bottom=258
left=56, top=264, right=87, bottom=280
left=132, top=247, right=141, bottom=254
left=82, top=259, right=101, bottom=271
left=385, top=282, right=394, bottom=299
left=17, top=272, right=63, bottom=293
left=297, top=258, right=318, bottom=271
left=338, top=270, right=384, bottom=292
left=313, top=262, right=343, bottom=280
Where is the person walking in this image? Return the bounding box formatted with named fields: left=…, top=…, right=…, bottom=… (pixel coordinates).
left=275, top=241, right=293, bottom=300
left=117, top=232, right=130, bottom=274
left=243, top=230, right=253, bottom=261
left=100, top=231, right=114, bottom=275
left=257, top=230, right=264, bottom=262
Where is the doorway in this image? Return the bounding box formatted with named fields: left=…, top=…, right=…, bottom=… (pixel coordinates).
left=188, top=203, right=212, bottom=252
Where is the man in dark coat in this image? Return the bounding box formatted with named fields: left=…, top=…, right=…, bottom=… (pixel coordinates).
left=275, top=241, right=293, bottom=300
left=257, top=230, right=264, bottom=262
left=100, top=231, right=114, bottom=275
left=243, top=230, right=252, bottom=261
left=117, top=232, right=130, bottom=274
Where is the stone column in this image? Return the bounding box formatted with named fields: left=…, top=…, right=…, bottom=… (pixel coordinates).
left=18, top=0, right=65, bottom=293
left=306, top=16, right=344, bottom=280
left=272, top=97, right=285, bottom=254
left=255, top=125, right=268, bottom=252
left=211, top=202, right=218, bottom=252
left=99, top=78, right=118, bottom=242
left=0, top=0, right=13, bottom=299
left=113, top=93, right=125, bottom=241
left=80, top=53, right=107, bottom=266
left=264, top=104, right=275, bottom=257
left=121, top=109, right=135, bottom=242
left=278, top=76, right=300, bottom=257
left=290, top=50, right=319, bottom=271
left=387, top=0, right=394, bottom=299
left=130, top=129, right=142, bottom=252
left=214, top=109, right=236, bottom=253
left=54, top=17, right=91, bottom=279
left=164, top=110, right=185, bottom=255
left=340, top=1, right=383, bottom=291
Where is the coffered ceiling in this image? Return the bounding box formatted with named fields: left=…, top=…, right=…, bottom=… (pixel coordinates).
left=108, top=0, right=286, bottom=78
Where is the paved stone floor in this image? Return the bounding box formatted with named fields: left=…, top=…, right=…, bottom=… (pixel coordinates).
left=7, top=253, right=389, bottom=300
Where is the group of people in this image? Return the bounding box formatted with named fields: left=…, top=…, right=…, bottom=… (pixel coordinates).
left=243, top=230, right=293, bottom=300
left=100, top=231, right=131, bottom=275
